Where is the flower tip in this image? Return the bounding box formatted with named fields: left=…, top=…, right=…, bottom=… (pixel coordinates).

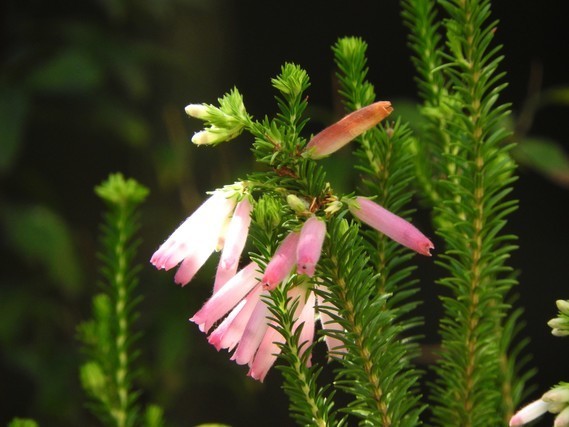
left=185, top=103, right=208, bottom=118
left=419, top=240, right=435, bottom=256
left=189, top=316, right=206, bottom=332
left=191, top=130, right=212, bottom=145
left=247, top=367, right=267, bottom=382
left=297, top=262, right=316, bottom=277
left=262, top=280, right=278, bottom=291
left=509, top=415, right=523, bottom=427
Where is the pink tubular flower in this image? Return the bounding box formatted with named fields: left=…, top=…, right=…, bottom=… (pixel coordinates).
left=510, top=399, right=551, bottom=426
left=297, top=216, right=326, bottom=277
left=150, top=191, right=237, bottom=285
left=262, top=232, right=300, bottom=290
left=303, top=101, right=393, bottom=159
left=349, top=196, right=434, bottom=256
left=213, top=197, right=253, bottom=292
left=248, top=286, right=315, bottom=381
left=190, top=262, right=260, bottom=333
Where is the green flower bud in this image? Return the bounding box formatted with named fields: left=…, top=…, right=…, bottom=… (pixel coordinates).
left=286, top=194, right=309, bottom=214
left=557, top=300, right=569, bottom=315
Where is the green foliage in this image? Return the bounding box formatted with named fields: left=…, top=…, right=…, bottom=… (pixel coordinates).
left=331, top=35, right=425, bottom=424
left=317, top=218, right=423, bottom=426
left=265, top=281, right=336, bottom=427
left=1, top=204, right=83, bottom=296
left=7, top=419, right=39, bottom=427
left=77, top=173, right=161, bottom=427
left=514, top=137, right=569, bottom=186
left=402, top=0, right=532, bottom=425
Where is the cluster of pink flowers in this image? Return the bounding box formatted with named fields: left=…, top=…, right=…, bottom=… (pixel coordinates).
left=152, top=200, right=341, bottom=381
left=151, top=100, right=434, bottom=380
left=151, top=187, right=433, bottom=380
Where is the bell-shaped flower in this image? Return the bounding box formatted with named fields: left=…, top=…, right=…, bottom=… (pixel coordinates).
left=150, top=190, right=237, bottom=285
left=190, top=262, right=260, bottom=333
left=349, top=196, right=434, bottom=256
left=262, top=232, right=300, bottom=290
left=213, top=197, right=253, bottom=292
left=303, top=101, right=393, bottom=159
left=297, top=216, right=326, bottom=277
left=191, top=261, right=322, bottom=382
left=248, top=286, right=316, bottom=381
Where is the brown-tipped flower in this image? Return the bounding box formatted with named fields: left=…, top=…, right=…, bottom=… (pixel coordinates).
left=303, top=101, right=393, bottom=159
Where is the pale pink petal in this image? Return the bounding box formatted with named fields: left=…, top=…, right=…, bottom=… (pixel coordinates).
left=207, top=299, right=246, bottom=349
left=214, top=197, right=253, bottom=292
left=213, top=264, right=236, bottom=293
left=510, top=400, right=550, bottom=426
left=208, top=285, right=263, bottom=351
left=232, top=292, right=270, bottom=365
left=303, top=101, right=393, bottom=159
left=174, top=245, right=215, bottom=286
left=350, top=196, right=434, bottom=256
left=150, top=191, right=235, bottom=270
left=189, top=262, right=260, bottom=332
left=319, top=306, right=346, bottom=358
left=555, top=407, right=569, bottom=427
left=248, top=326, right=284, bottom=382
left=262, top=232, right=300, bottom=290
left=297, top=217, right=326, bottom=277
left=296, top=290, right=316, bottom=364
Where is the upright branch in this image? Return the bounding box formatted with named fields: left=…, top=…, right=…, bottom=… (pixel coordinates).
left=78, top=174, right=165, bottom=427
left=402, top=0, right=531, bottom=425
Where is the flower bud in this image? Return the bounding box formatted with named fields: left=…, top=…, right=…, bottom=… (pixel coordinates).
left=287, top=194, right=310, bottom=214
left=349, top=196, right=434, bottom=256
left=548, top=318, right=569, bottom=329
left=544, top=387, right=569, bottom=404
left=557, top=300, right=569, bottom=315
left=555, top=406, right=569, bottom=427
left=552, top=328, right=569, bottom=337
left=510, top=399, right=550, bottom=426
left=185, top=103, right=210, bottom=119
left=303, top=101, right=393, bottom=159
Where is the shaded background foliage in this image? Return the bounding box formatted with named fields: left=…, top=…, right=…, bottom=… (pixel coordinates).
left=1, top=1, right=568, bottom=425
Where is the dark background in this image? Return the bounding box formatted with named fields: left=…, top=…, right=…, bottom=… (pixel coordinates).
left=1, top=1, right=568, bottom=426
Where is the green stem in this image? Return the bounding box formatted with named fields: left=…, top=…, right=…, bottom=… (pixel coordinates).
left=329, top=255, right=391, bottom=426
left=112, top=205, right=130, bottom=427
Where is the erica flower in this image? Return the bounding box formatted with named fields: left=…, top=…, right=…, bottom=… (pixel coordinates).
left=349, top=196, right=434, bottom=256
left=150, top=189, right=242, bottom=286
left=510, top=387, right=569, bottom=426
left=190, top=260, right=319, bottom=381
left=303, top=101, right=393, bottom=159
left=213, top=197, right=253, bottom=292
left=297, top=216, right=326, bottom=277
left=262, top=232, right=300, bottom=290
left=188, top=223, right=341, bottom=381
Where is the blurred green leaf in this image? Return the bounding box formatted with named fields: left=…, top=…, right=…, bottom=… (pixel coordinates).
left=541, top=86, right=569, bottom=107
left=0, top=85, right=28, bottom=173
left=27, top=48, right=103, bottom=94
left=513, top=137, right=569, bottom=187
left=390, top=98, right=425, bottom=134
left=1, top=204, right=83, bottom=295
left=144, top=405, right=166, bottom=427
left=8, top=418, right=39, bottom=427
